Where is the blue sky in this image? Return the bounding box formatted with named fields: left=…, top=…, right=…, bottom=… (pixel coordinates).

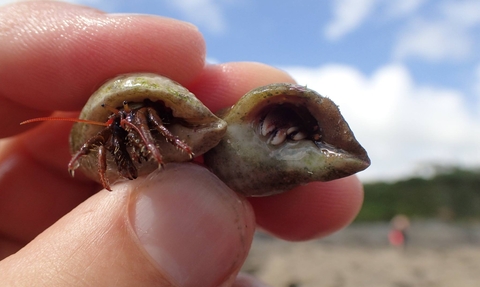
left=60, top=0, right=480, bottom=96
left=3, top=0, right=480, bottom=182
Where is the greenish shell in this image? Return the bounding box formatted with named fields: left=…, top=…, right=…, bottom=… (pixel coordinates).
left=70, top=73, right=227, bottom=185
left=204, top=83, right=370, bottom=196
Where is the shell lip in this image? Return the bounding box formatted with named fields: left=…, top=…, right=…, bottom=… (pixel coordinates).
left=314, top=141, right=371, bottom=170
left=257, top=129, right=371, bottom=177
left=240, top=89, right=371, bottom=172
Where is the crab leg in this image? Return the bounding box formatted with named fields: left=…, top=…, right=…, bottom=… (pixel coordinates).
left=97, top=145, right=111, bottom=191
left=68, top=129, right=111, bottom=177
left=121, top=109, right=164, bottom=166
left=145, top=107, right=194, bottom=158
left=109, top=124, right=138, bottom=180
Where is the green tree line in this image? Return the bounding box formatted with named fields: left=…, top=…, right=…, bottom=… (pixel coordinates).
left=355, top=167, right=480, bottom=222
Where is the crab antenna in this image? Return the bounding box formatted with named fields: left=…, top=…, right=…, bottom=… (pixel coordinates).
left=101, top=103, right=120, bottom=114
left=20, top=117, right=108, bottom=126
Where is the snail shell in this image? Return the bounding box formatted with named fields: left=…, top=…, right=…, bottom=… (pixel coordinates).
left=70, top=73, right=227, bottom=186
left=204, top=83, right=370, bottom=197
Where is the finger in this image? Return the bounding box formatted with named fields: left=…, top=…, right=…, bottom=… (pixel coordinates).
left=0, top=0, right=206, bottom=251
left=0, top=1, right=206, bottom=137
left=0, top=164, right=255, bottom=286
left=249, top=176, right=364, bottom=241
left=0, top=118, right=99, bottom=244
left=188, top=61, right=296, bottom=112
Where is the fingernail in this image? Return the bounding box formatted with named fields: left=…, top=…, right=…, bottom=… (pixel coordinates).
left=130, top=163, right=254, bottom=287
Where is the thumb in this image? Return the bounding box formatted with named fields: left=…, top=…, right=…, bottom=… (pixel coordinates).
left=0, top=163, right=255, bottom=287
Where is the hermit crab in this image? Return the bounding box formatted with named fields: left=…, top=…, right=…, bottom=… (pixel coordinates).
left=22, top=73, right=369, bottom=196
left=23, top=73, right=227, bottom=190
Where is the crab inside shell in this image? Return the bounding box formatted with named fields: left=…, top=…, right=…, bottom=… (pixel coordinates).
left=69, top=73, right=227, bottom=188
left=204, top=83, right=370, bottom=196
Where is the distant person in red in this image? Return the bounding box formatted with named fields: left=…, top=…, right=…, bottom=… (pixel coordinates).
left=389, top=215, right=410, bottom=248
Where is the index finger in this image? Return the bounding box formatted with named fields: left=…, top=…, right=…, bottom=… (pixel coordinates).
left=0, top=1, right=206, bottom=138
left=0, top=1, right=208, bottom=244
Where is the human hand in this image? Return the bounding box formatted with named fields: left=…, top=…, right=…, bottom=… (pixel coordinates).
left=0, top=2, right=364, bottom=286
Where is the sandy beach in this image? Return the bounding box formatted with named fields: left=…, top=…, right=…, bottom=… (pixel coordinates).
left=242, top=221, right=480, bottom=287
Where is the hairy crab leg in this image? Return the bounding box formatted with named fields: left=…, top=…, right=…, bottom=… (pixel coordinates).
left=97, top=145, right=111, bottom=191
left=68, top=135, right=108, bottom=176
left=110, top=123, right=138, bottom=180
left=145, top=107, right=194, bottom=158
left=68, top=128, right=112, bottom=190
left=121, top=113, right=164, bottom=167
left=126, top=132, right=148, bottom=163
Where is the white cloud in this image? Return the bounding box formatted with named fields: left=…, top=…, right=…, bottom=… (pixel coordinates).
left=383, top=0, right=426, bottom=18
left=475, top=64, right=480, bottom=94
left=324, top=0, right=378, bottom=41
left=440, top=0, right=480, bottom=27
left=394, top=0, right=480, bottom=62
left=323, top=0, right=426, bottom=41
left=394, top=19, right=471, bottom=61
left=284, top=64, right=480, bottom=182
left=166, top=0, right=227, bottom=34
left=474, top=64, right=480, bottom=111
left=324, top=0, right=480, bottom=62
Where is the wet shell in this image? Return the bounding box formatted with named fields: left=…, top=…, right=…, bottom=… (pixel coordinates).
left=70, top=73, right=227, bottom=186
left=204, top=83, right=370, bottom=196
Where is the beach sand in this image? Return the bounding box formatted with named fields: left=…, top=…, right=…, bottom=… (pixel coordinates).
left=242, top=221, right=480, bottom=287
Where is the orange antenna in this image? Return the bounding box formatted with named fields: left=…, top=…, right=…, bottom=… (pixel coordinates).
left=20, top=117, right=108, bottom=126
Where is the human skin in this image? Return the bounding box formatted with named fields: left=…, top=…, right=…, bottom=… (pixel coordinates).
left=0, top=2, right=364, bottom=286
